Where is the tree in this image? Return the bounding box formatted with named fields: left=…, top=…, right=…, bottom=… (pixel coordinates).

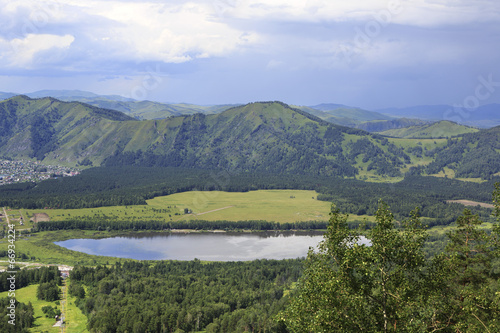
left=37, top=282, right=60, bottom=302
left=280, top=202, right=439, bottom=332
left=440, top=205, right=500, bottom=331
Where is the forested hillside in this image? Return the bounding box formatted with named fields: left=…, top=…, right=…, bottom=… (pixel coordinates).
left=0, top=97, right=411, bottom=177
left=1, top=96, right=499, bottom=179
left=0, top=95, right=135, bottom=162
left=424, top=126, right=500, bottom=178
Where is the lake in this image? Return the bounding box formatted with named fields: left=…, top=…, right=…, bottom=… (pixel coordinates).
left=55, top=231, right=329, bottom=261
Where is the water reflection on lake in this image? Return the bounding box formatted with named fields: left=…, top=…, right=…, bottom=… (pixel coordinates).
left=55, top=231, right=329, bottom=261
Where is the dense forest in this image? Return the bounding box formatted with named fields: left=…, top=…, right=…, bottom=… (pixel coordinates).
left=0, top=298, right=34, bottom=333
left=0, top=266, right=61, bottom=293
left=0, top=167, right=496, bottom=227
left=70, top=260, right=301, bottom=332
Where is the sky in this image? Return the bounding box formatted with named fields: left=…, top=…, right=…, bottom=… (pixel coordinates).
left=0, top=0, right=499, bottom=109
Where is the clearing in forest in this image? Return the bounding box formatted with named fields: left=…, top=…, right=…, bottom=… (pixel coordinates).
left=147, top=190, right=332, bottom=223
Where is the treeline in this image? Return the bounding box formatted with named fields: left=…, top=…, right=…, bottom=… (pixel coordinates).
left=0, top=298, right=35, bottom=332
left=33, top=218, right=328, bottom=232
left=317, top=175, right=494, bottom=226
left=0, top=266, right=60, bottom=293
left=0, top=166, right=497, bottom=226
left=70, top=259, right=302, bottom=332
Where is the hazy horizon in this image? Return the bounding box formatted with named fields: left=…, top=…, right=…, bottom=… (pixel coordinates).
left=1, top=1, right=499, bottom=110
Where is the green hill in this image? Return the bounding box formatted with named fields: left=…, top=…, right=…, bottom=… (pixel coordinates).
left=357, top=118, right=429, bottom=133
left=377, top=120, right=479, bottom=138
left=423, top=126, right=500, bottom=178
left=1, top=96, right=499, bottom=180
left=296, top=105, right=392, bottom=127
left=50, top=97, right=239, bottom=119
left=0, top=95, right=135, bottom=162
left=0, top=97, right=412, bottom=177
left=16, top=90, right=239, bottom=119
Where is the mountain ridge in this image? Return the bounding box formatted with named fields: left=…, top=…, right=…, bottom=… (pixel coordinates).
left=0, top=97, right=404, bottom=177
left=1, top=95, right=500, bottom=180
left=3, top=90, right=500, bottom=128
left=375, top=120, right=479, bottom=138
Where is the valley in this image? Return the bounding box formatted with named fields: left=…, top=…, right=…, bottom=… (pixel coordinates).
left=1, top=93, right=500, bottom=332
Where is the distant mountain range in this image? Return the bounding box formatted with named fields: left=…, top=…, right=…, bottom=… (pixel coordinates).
left=375, top=120, right=479, bottom=139
left=377, top=104, right=500, bottom=128
left=2, top=90, right=499, bottom=130
left=1, top=95, right=499, bottom=180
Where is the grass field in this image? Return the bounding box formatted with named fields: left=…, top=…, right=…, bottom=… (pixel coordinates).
left=0, top=281, right=89, bottom=332
left=0, top=284, right=61, bottom=332
left=23, top=204, right=176, bottom=223
left=147, top=190, right=331, bottom=222
left=0, top=230, right=123, bottom=266
left=23, top=190, right=336, bottom=223
left=64, top=279, right=89, bottom=333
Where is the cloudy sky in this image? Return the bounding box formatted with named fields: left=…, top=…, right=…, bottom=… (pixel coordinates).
left=0, top=0, right=499, bottom=109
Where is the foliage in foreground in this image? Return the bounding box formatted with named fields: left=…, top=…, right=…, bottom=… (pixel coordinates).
left=280, top=184, right=500, bottom=332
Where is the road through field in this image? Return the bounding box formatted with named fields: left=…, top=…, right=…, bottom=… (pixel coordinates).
left=2, top=207, right=9, bottom=224
left=196, top=206, right=234, bottom=216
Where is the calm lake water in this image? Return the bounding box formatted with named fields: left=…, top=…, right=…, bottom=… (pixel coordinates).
left=55, top=231, right=330, bottom=261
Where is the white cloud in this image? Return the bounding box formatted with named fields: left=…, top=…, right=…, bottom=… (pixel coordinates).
left=1, top=34, right=74, bottom=68
left=0, top=0, right=497, bottom=73
left=0, top=0, right=498, bottom=108
left=0, top=0, right=260, bottom=71
left=215, top=0, right=500, bottom=27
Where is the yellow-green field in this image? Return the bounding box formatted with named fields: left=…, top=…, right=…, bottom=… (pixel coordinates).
left=22, top=190, right=337, bottom=223
left=148, top=190, right=332, bottom=222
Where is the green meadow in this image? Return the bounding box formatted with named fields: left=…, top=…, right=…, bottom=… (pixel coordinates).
left=2, top=230, right=123, bottom=266
left=64, top=279, right=90, bottom=333
left=147, top=189, right=332, bottom=222
left=0, top=282, right=88, bottom=332
left=24, top=190, right=340, bottom=223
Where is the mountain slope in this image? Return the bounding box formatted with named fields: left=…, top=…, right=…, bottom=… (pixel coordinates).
left=376, top=121, right=478, bottom=138
left=19, top=90, right=239, bottom=119
left=103, top=101, right=369, bottom=176
left=423, top=126, right=500, bottom=178
left=0, top=95, right=136, bottom=161
left=356, top=118, right=428, bottom=133
left=296, top=105, right=393, bottom=128
left=0, top=98, right=416, bottom=177
left=2, top=96, right=499, bottom=180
